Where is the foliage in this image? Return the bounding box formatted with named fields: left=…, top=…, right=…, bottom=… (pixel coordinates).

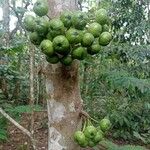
left=0, top=0, right=46, bottom=106
left=113, top=1, right=149, bottom=44
left=0, top=104, right=42, bottom=142
left=98, top=140, right=147, bottom=150
left=79, top=0, right=150, bottom=145
left=0, top=0, right=149, bottom=147
left=0, top=116, right=8, bottom=141
left=80, top=45, right=150, bottom=144
left=6, top=105, right=42, bottom=113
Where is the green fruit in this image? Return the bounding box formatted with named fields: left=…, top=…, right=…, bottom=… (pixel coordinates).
left=79, top=139, right=88, bottom=148
left=84, top=126, right=97, bottom=139
left=33, top=1, right=48, bottom=17
left=102, top=24, right=110, bottom=32
left=99, top=118, right=111, bottom=132
left=29, top=32, right=43, bottom=45
left=95, top=9, right=109, bottom=25
left=72, top=47, right=87, bottom=60
left=53, top=35, right=70, bottom=55
left=60, top=11, right=72, bottom=28
left=35, top=17, right=49, bottom=35
left=74, top=131, right=86, bottom=145
left=72, top=11, right=88, bottom=30
left=87, top=39, right=101, bottom=55
left=40, top=40, right=54, bottom=56
left=97, top=8, right=107, bottom=15
left=60, top=55, right=73, bottom=66
left=88, top=140, right=97, bottom=147
left=49, top=19, right=65, bottom=37
left=46, top=32, right=53, bottom=41
left=24, top=15, right=36, bottom=32
left=46, top=54, right=59, bottom=64
left=88, top=22, right=102, bottom=37
left=99, top=32, right=112, bottom=46
left=94, top=130, right=103, bottom=143
left=66, top=28, right=83, bottom=44
left=82, top=33, right=94, bottom=47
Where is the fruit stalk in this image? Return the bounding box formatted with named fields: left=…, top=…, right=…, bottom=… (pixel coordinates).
left=80, top=110, right=99, bottom=123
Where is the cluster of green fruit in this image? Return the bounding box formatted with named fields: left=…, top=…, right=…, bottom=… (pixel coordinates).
left=23, top=0, right=112, bottom=66
left=74, top=118, right=111, bottom=148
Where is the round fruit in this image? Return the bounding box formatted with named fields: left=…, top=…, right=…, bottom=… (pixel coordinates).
left=24, top=15, right=36, bottom=32
left=99, top=32, right=112, bottom=46
left=46, top=32, right=53, bottom=41
left=87, top=39, right=101, bottom=55
left=72, top=47, right=87, bottom=60
left=102, top=24, right=110, bottom=32
left=33, top=1, right=48, bottom=17
left=88, top=22, right=102, bottom=37
left=82, top=33, right=94, bottom=47
left=88, top=140, right=96, bottom=147
left=35, top=17, right=49, bottom=35
left=66, top=28, right=83, bottom=44
left=53, top=35, right=70, bottom=55
left=96, top=8, right=107, bottom=15
left=46, top=54, right=59, bottom=64
left=79, top=139, right=88, bottom=148
left=40, top=40, right=54, bottom=56
left=49, top=19, right=65, bottom=37
left=84, top=125, right=97, bottom=139
left=29, top=32, right=43, bottom=45
left=95, top=9, right=109, bottom=25
left=60, top=55, right=73, bottom=66
left=74, top=131, right=86, bottom=145
left=72, top=11, right=88, bottom=30
left=60, top=11, right=72, bottom=28
left=99, top=118, right=111, bottom=132
left=94, top=130, right=103, bottom=143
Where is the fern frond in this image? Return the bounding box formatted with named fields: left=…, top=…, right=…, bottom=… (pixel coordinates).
left=119, top=145, right=147, bottom=150
left=99, top=140, right=147, bottom=150
left=5, top=105, right=42, bottom=114
left=102, top=70, right=150, bottom=94
left=0, top=129, right=7, bottom=141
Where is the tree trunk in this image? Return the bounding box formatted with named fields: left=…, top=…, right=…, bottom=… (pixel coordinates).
left=82, top=62, right=89, bottom=96
left=1, top=78, right=9, bottom=99
left=46, top=1, right=82, bottom=150
left=1, top=0, right=10, bottom=100
left=12, top=55, right=22, bottom=103
left=2, top=0, right=10, bottom=44
left=29, top=44, right=35, bottom=106
left=11, top=80, right=20, bottom=103
left=38, top=66, right=46, bottom=106
left=46, top=62, right=82, bottom=150
left=29, top=44, right=36, bottom=149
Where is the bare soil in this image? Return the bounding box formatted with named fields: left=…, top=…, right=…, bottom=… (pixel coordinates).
left=0, top=112, right=48, bottom=150
left=0, top=112, right=149, bottom=150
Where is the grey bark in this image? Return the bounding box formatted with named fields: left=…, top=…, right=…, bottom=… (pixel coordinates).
left=2, top=0, right=10, bottom=44
left=29, top=44, right=36, bottom=149
left=1, top=0, right=10, bottom=99
left=46, top=62, right=82, bottom=150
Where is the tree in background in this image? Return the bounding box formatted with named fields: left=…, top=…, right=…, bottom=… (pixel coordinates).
left=0, top=0, right=149, bottom=149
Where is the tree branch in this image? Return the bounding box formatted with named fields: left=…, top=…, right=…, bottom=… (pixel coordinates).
left=9, top=1, right=30, bottom=39
left=78, top=0, right=82, bottom=11
left=80, top=110, right=99, bottom=123
left=0, top=107, right=36, bottom=150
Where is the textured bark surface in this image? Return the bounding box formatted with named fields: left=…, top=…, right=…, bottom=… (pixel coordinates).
left=3, top=0, right=10, bottom=44
left=46, top=62, right=82, bottom=150
left=46, top=0, right=82, bottom=150
left=46, top=1, right=82, bottom=150
left=48, top=0, right=78, bottom=18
